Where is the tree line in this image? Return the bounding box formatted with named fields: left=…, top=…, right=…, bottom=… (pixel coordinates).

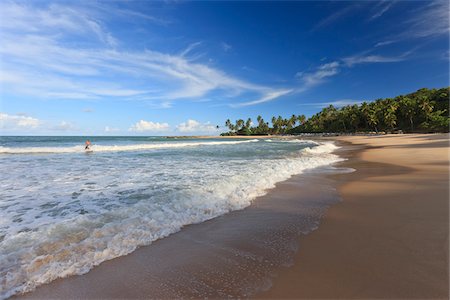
left=221, top=87, right=449, bottom=135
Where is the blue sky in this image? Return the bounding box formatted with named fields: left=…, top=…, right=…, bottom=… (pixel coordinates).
left=0, top=0, right=448, bottom=135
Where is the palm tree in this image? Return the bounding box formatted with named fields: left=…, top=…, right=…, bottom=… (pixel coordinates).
left=256, top=115, right=262, bottom=124
left=349, top=104, right=360, bottom=131
left=270, top=116, right=278, bottom=134
left=289, top=114, right=297, bottom=128
left=418, top=96, right=433, bottom=123
left=384, top=101, right=399, bottom=131
left=367, top=102, right=380, bottom=133
left=225, top=119, right=233, bottom=132
left=360, top=102, right=370, bottom=130
left=276, top=116, right=283, bottom=134
left=297, top=114, right=306, bottom=125
left=399, top=96, right=416, bottom=132
left=255, top=115, right=266, bottom=134
left=236, top=119, right=244, bottom=131
left=339, top=106, right=351, bottom=132
left=245, top=118, right=252, bottom=129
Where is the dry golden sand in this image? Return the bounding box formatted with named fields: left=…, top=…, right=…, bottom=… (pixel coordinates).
left=258, top=134, right=449, bottom=299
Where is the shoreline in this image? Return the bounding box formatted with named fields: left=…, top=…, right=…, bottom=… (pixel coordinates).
left=17, top=164, right=345, bottom=299
left=14, top=134, right=449, bottom=299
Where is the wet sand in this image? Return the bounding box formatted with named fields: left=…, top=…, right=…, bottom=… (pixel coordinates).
left=18, top=169, right=344, bottom=299
left=17, top=134, right=449, bottom=299
left=259, top=134, right=449, bottom=299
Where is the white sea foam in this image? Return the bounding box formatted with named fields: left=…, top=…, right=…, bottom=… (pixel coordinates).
left=0, top=140, right=342, bottom=299
left=303, top=141, right=338, bottom=154
left=0, top=139, right=259, bottom=154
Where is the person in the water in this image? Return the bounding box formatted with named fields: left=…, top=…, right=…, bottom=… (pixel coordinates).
left=85, top=140, right=91, bottom=150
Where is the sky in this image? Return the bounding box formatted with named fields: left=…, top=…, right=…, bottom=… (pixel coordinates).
left=0, top=0, right=448, bottom=136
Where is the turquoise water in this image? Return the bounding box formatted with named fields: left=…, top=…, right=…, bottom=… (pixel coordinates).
left=0, top=136, right=342, bottom=298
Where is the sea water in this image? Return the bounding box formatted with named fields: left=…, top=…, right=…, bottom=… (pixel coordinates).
left=0, top=136, right=342, bottom=298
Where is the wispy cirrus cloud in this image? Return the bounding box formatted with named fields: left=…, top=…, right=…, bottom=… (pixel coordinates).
left=375, top=40, right=395, bottom=47
left=342, top=52, right=409, bottom=67
left=179, top=41, right=203, bottom=57
left=403, top=1, right=449, bottom=39
left=0, top=2, right=290, bottom=108
left=374, top=1, right=448, bottom=47
left=296, top=62, right=341, bottom=90
left=295, top=51, right=411, bottom=92
left=311, top=3, right=362, bottom=32
left=221, top=42, right=232, bottom=52
left=231, top=89, right=293, bottom=107
left=0, top=2, right=118, bottom=47
left=369, top=1, right=394, bottom=21
left=92, top=4, right=172, bottom=26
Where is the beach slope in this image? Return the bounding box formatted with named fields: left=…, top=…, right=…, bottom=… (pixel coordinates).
left=259, top=134, right=449, bottom=299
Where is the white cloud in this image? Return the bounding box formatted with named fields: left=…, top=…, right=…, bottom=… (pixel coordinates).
left=377, top=1, right=449, bottom=44
left=231, top=89, right=293, bottom=107
left=89, top=89, right=148, bottom=97
left=311, top=4, right=360, bottom=32
left=0, top=112, right=82, bottom=133
left=404, top=1, right=449, bottom=39
left=0, top=113, right=42, bottom=130
left=294, top=50, right=411, bottom=94
left=296, top=61, right=341, bottom=89
left=129, top=120, right=170, bottom=132
left=176, top=119, right=219, bottom=133
left=0, top=2, right=290, bottom=108
left=85, top=18, right=118, bottom=48
left=342, top=54, right=408, bottom=67
left=92, top=4, right=171, bottom=26
left=180, top=41, right=203, bottom=57
left=375, top=40, right=395, bottom=47
left=221, top=42, right=232, bottom=52
left=369, top=2, right=394, bottom=21
left=0, top=2, right=116, bottom=47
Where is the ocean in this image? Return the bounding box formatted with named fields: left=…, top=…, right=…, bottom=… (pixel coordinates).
left=0, top=136, right=343, bottom=298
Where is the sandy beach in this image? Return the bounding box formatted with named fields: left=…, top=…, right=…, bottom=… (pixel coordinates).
left=16, top=134, right=449, bottom=299
left=259, top=134, right=449, bottom=299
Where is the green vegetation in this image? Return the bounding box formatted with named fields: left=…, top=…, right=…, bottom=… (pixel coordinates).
left=221, top=87, right=449, bottom=135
